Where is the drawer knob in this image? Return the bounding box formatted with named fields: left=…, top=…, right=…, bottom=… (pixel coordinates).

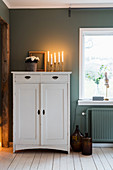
left=52, top=76, right=58, bottom=80
left=25, top=76, right=31, bottom=79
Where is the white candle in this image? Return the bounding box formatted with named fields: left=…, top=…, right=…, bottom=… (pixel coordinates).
left=54, top=53, right=56, bottom=63
left=51, top=54, right=53, bottom=64
left=48, top=51, right=49, bottom=62
left=62, top=51, right=64, bottom=62
left=58, top=52, right=60, bottom=63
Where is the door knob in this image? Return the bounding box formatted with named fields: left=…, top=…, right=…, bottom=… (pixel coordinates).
left=43, top=110, right=45, bottom=115
left=38, top=110, right=40, bottom=115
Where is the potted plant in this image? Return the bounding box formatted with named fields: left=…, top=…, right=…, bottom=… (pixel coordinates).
left=86, top=65, right=108, bottom=95
left=25, top=56, right=40, bottom=71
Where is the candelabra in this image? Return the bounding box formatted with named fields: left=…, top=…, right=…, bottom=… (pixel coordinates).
left=54, top=63, right=57, bottom=71
left=57, top=62, right=61, bottom=71
left=61, top=62, right=64, bottom=71
left=47, top=51, right=64, bottom=72
left=47, top=61, right=50, bottom=71
left=50, top=64, right=53, bottom=72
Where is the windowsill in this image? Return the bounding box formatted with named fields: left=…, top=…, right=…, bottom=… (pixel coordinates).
left=78, top=99, right=113, bottom=106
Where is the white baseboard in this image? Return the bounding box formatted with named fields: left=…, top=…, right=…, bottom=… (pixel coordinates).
left=93, top=143, right=113, bottom=148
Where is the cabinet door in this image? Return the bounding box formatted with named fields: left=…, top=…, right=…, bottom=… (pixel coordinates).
left=15, top=84, right=40, bottom=145
left=41, top=84, right=67, bottom=145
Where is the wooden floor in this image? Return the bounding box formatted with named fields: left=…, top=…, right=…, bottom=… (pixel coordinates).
left=0, top=147, right=113, bottom=170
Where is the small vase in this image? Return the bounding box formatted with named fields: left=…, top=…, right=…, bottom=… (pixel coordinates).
left=25, top=62, right=37, bottom=72
left=71, top=125, right=83, bottom=152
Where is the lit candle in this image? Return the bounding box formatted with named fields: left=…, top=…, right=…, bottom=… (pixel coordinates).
left=58, top=52, right=60, bottom=63
left=48, top=51, right=49, bottom=62
left=54, top=53, right=56, bottom=63
left=51, top=54, right=53, bottom=64
left=62, top=51, right=64, bottom=62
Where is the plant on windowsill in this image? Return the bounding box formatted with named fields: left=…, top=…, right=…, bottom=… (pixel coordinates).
left=25, top=56, right=40, bottom=71
left=86, top=65, right=108, bottom=95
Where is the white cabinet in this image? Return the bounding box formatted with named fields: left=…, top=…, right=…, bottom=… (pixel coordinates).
left=12, top=72, right=71, bottom=153
left=15, top=84, right=40, bottom=145
left=41, top=84, right=67, bottom=145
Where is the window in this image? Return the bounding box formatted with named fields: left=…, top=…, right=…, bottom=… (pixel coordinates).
left=79, top=28, right=113, bottom=100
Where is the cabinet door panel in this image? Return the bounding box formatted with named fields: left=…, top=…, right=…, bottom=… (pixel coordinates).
left=15, top=84, right=40, bottom=145
left=41, top=84, right=67, bottom=145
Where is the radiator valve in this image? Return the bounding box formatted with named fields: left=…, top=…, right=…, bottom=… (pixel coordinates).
left=82, top=112, right=86, bottom=116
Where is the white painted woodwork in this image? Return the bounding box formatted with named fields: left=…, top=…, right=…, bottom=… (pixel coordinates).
left=12, top=72, right=71, bottom=153
left=3, top=0, right=113, bottom=9
left=41, top=84, right=67, bottom=145
left=78, top=99, right=113, bottom=106
left=41, top=74, right=68, bottom=83
left=15, top=74, right=41, bottom=84
left=15, top=84, right=40, bottom=145
left=79, top=28, right=113, bottom=101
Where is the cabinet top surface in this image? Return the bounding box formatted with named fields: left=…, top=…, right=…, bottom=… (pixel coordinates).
left=11, top=71, right=72, bottom=75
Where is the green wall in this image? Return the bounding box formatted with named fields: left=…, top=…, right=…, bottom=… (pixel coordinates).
left=0, top=0, right=9, bottom=23
left=10, top=9, right=113, bottom=138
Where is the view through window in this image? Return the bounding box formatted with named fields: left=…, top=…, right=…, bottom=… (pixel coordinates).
left=79, top=28, right=113, bottom=99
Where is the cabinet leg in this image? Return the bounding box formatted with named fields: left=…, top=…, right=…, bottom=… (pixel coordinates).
left=68, top=148, right=70, bottom=154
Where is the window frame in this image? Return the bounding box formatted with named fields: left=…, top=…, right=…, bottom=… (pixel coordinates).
left=79, top=27, right=113, bottom=100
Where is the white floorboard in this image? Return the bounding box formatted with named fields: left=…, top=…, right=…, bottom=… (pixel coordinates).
left=67, top=153, right=74, bottom=170
left=44, top=152, right=54, bottom=170
left=0, top=147, right=113, bottom=170
left=0, top=148, right=16, bottom=170
left=8, top=152, right=23, bottom=170
left=22, top=152, right=35, bottom=170
left=52, top=153, right=60, bottom=170
left=30, top=151, right=42, bottom=170
left=60, top=153, right=68, bottom=170
left=101, top=148, right=113, bottom=169
left=92, top=148, right=104, bottom=170
left=94, top=148, right=112, bottom=170
left=80, top=153, right=96, bottom=170
left=73, top=152, right=82, bottom=170
left=38, top=151, right=48, bottom=170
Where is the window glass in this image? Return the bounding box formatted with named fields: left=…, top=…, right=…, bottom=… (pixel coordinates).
left=79, top=28, right=113, bottom=99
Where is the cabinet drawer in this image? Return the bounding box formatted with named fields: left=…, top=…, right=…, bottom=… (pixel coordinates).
left=41, top=74, right=68, bottom=83
left=15, top=74, right=41, bottom=83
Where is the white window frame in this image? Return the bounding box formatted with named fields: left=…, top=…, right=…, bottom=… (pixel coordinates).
left=79, top=27, right=113, bottom=100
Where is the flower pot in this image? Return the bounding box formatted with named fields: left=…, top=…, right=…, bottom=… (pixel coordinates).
left=25, top=62, right=37, bottom=72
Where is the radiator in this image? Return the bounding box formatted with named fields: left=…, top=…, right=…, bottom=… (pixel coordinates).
left=86, top=108, right=113, bottom=142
